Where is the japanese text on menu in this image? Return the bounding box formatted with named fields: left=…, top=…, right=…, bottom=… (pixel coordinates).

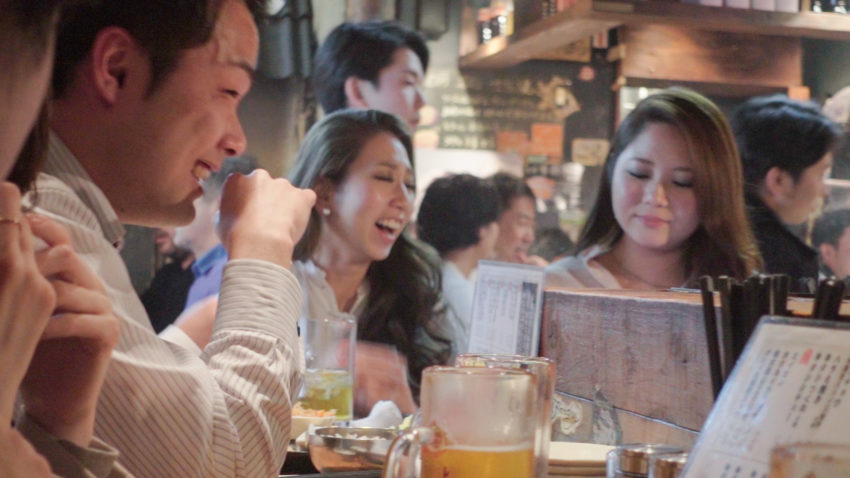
left=467, top=261, right=544, bottom=356
left=684, top=321, right=850, bottom=478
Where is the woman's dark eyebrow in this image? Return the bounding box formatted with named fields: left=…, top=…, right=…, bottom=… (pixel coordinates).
left=378, top=159, right=414, bottom=169
left=631, top=157, right=693, bottom=173
left=376, top=160, right=400, bottom=168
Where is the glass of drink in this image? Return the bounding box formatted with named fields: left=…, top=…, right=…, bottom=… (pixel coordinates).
left=383, top=366, right=539, bottom=478
left=769, top=442, right=850, bottom=478
left=454, top=354, right=555, bottom=478
left=296, top=313, right=356, bottom=422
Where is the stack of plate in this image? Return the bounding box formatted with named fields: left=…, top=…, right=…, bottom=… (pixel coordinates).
left=547, top=441, right=613, bottom=477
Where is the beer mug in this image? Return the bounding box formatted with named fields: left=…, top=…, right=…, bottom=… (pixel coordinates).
left=383, top=366, right=539, bottom=478
left=769, top=442, right=850, bottom=477
left=296, top=313, right=356, bottom=421
left=455, top=354, right=555, bottom=478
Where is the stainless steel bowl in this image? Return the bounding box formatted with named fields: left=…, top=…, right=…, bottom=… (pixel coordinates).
left=307, top=426, right=398, bottom=472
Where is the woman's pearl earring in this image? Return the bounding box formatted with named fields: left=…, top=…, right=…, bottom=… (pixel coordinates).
left=321, top=207, right=331, bottom=217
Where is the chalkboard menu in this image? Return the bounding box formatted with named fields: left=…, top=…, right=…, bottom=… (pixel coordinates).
left=414, top=3, right=616, bottom=227
left=415, top=57, right=615, bottom=165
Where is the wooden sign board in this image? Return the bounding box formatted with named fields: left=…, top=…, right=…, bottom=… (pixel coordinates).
left=530, top=123, right=565, bottom=156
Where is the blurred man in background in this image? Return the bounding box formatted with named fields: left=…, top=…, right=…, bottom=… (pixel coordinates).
left=417, top=173, right=501, bottom=357
left=813, top=209, right=850, bottom=279
left=732, top=95, right=841, bottom=291
left=490, top=172, right=547, bottom=266
left=141, top=227, right=195, bottom=332
left=314, top=20, right=428, bottom=131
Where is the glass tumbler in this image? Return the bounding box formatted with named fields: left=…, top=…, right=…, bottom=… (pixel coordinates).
left=769, top=442, right=850, bottom=478
left=297, top=312, right=356, bottom=421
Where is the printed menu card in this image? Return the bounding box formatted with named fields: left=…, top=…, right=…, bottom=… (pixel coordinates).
left=684, top=317, right=850, bottom=477
left=467, top=260, right=544, bottom=356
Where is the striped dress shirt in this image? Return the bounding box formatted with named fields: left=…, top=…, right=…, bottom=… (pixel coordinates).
left=24, top=134, right=302, bottom=477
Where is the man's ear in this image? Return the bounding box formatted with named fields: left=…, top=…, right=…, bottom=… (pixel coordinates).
left=763, top=166, right=794, bottom=202
left=89, top=27, right=139, bottom=105
left=478, top=222, right=499, bottom=243
left=343, top=76, right=370, bottom=109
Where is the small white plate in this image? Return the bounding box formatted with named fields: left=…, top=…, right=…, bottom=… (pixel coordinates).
left=548, top=441, right=614, bottom=467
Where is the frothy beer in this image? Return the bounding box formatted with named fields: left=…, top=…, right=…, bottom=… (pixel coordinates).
left=421, top=443, right=534, bottom=478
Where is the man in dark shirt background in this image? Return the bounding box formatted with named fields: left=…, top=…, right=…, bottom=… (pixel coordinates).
left=732, top=95, right=842, bottom=292
left=812, top=208, right=850, bottom=280
left=141, top=227, right=195, bottom=332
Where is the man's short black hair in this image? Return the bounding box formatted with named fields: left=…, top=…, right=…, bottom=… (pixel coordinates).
left=52, top=0, right=267, bottom=98
left=489, top=172, right=534, bottom=214
left=417, top=174, right=500, bottom=255
left=731, top=94, right=842, bottom=191
left=813, top=209, right=850, bottom=249
left=529, top=228, right=575, bottom=262
left=812, top=208, right=850, bottom=276
left=313, top=21, right=428, bottom=114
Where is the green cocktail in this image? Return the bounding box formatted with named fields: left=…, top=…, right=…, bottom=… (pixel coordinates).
left=297, top=368, right=353, bottom=421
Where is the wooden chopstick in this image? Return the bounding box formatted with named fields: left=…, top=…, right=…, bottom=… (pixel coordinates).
left=776, top=275, right=790, bottom=316
left=825, top=279, right=845, bottom=321
left=730, top=282, right=746, bottom=365
left=699, top=276, right=722, bottom=398
left=812, top=278, right=832, bottom=319
left=717, top=276, right=736, bottom=380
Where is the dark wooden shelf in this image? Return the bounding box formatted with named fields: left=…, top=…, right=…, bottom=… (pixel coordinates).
left=616, top=75, right=795, bottom=97
left=459, top=0, right=850, bottom=69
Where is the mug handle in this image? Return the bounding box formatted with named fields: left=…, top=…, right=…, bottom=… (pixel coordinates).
left=382, top=427, right=435, bottom=478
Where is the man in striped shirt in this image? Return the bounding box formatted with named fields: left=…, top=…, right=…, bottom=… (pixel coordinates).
left=25, top=0, right=316, bottom=476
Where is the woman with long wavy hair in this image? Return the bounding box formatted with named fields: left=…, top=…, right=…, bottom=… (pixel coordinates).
left=545, top=88, right=762, bottom=289
left=288, top=109, right=450, bottom=415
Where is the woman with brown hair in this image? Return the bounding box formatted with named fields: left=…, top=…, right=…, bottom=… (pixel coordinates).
left=545, top=88, right=762, bottom=289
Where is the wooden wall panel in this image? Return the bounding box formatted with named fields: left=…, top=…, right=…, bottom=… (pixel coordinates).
left=541, top=289, right=715, bottom=437
left=620, top=25, right=803, bottom=88
left=552, top=392, right=700, bottom=449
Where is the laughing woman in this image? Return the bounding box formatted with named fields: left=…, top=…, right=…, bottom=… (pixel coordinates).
left=288, top=109, right=451, bottom=415
left=545, top=88, right=762, bottom=290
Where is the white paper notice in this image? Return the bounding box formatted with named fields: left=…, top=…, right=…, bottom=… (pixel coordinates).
left=467, top=260, right=544, bottom=356
left=684, top=317, right=850, bottom=477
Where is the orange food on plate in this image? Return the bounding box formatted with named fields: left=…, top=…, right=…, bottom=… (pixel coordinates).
left=293, top=402, right=337, bottom=418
